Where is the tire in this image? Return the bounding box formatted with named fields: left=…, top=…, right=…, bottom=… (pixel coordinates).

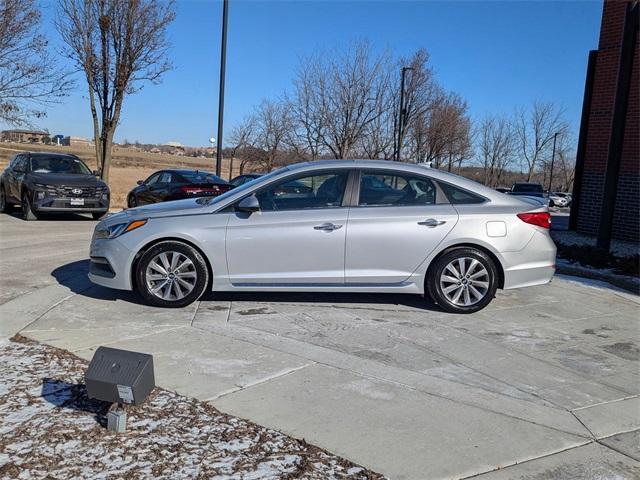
left=92, top=212, right=104, bottom=220
left=0, top=185, right=7, bottom=213
left=21, top=191, right=38, bottom=221
left=135, top=241, right=209, bottom=308
left=426, top=247, right=498, bottom=314
left=128, top=195, right=137, bottom=208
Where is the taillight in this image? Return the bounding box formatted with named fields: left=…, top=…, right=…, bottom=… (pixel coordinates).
left=517, top=212, right=551, bottom=229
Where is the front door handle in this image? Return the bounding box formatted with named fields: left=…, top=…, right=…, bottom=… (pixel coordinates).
left=314, top=222, right=343, bottom=232
left=418, top=218, right=446, bottom=227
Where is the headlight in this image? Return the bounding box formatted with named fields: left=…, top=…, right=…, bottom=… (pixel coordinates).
left=34, top=183, right=57, bottom=194
left=94, top=219, right=147, bottom=239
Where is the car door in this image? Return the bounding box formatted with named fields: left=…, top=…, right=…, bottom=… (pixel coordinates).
left=225, top=169, right=352, bottom=285
left=10, top=155, right=27, bottom=202
left=150, top=171, right=173, bottom=203
left=345, top=169, right=459, bottom=284
left=137, top=172, right=162, bottom=205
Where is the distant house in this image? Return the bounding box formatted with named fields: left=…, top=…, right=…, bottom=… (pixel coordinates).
left=1, top=129, right=50, bottom=143
left=62, top=136, right=93, bottom=147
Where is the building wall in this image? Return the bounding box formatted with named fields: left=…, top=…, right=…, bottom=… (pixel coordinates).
left=575, top=1, right=639, bottom=243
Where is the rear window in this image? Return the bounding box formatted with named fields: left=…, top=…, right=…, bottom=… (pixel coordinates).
left=438, top=182, right=486, bottom=204
left=180, top=171, right=225, bottom=184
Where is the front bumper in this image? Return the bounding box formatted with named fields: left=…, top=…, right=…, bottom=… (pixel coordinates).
left=88, top=236, right=135, bottom=290
left=33, top=191, right=110, bottom=213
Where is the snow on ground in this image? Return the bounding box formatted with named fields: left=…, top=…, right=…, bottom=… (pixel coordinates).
left=0, top=337, right=384, bottom=480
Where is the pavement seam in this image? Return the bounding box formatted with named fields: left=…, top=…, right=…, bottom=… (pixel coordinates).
left=570, top=393, right=640, bottom=411
left=190, top=323, right=592, bottom=439
left=204, top=362, right=316, bottom=402
left=189, top=300, right=201, bottom=327
left=459, top=440, right=594, bottom=479
left=17, top=284, right=93, bottom=334
left=69, top=325, right=189, bottom=353
left=595, top=437, right=640, bottom=463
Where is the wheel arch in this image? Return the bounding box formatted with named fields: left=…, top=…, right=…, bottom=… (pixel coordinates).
left=426, top=242, right=505, bottom=290
left=131, top=236, right=214, bottom=292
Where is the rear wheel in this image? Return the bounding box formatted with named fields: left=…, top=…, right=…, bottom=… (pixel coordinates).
left=21, top=191, right=38, bottom=221
left=135, top=241, right=209, bottom=308
left=427, top=247, right=498, bottom=314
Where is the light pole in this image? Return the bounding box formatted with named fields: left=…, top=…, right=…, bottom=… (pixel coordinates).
left=395, top=66, right=413, bottom=161
left=548, top=132, right=559, bottom=193
left=215, top=0, right=229, bottom=177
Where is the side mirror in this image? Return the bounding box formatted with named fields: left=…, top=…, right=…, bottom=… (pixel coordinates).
left=137, top=180, right=145, bottom=185
left=93, top=169, right=101, bottom=177
left=236, top=195, right=260, bottom=213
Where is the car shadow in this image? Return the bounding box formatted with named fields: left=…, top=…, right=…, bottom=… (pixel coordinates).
left=41, top=378, right=110, bottom=427
left=52, top=259, right=442, bottom=312
left=3, top=208, right=96, bottom=221
left=51, top=260, right=148, bottom=305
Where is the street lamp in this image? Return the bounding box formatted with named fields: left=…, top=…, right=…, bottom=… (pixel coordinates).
left=215, top=0, right=229, bottom=177
left=395, top=66, right=413, bottom=161
left=548, top=132, right=559, bottom=193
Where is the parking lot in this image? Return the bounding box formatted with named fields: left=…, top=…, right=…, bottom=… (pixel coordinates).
left=1, top=212, right=638, bottom=479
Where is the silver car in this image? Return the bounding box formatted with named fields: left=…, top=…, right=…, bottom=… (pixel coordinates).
left=89, top=160, right=556, bottom=314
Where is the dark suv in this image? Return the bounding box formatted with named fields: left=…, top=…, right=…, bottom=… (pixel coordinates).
left=0, top=152, right=110, bottom=220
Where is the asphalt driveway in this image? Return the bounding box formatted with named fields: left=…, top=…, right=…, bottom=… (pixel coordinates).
left=1, top=213, right=638, bottom=479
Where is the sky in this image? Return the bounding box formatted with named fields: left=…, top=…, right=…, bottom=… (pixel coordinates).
left=27, top=0, right=603, bottom=147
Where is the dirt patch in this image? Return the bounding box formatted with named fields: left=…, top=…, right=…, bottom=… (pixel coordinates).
left=0, top=336, right=384, bottom=479
left=601, top=342, right=640, bottom=361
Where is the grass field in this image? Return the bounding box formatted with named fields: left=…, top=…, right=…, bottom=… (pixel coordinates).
left=0, top=142, right=243, bottom=209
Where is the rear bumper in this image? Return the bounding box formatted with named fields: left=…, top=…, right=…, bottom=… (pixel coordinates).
left=502, top=230, right=557, bottom=289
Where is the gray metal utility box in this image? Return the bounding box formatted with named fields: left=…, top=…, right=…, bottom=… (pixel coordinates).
left=85, top=346, right=155, bottom=406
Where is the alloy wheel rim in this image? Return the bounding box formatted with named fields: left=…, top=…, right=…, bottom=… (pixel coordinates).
left=145, top=251, right=197, bottom=301
left=440, top=257, right=490, bottom=307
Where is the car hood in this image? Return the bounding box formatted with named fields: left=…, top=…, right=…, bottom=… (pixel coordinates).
left=27, top=172, right=107, bottom=188
left=104, top=198, right=209, bottom=224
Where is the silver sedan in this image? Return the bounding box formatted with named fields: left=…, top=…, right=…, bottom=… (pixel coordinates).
left=89, top=160, right=556, bottom=313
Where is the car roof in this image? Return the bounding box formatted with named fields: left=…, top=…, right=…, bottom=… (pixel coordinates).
left=24, top=152, right=80, bottom=159
left=168, top=169, right=216, bottom=175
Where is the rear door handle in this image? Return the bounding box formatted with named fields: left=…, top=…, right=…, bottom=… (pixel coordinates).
left=314, top=222, right=343, bottom=232
left=418, top=219, right=446, bottom=227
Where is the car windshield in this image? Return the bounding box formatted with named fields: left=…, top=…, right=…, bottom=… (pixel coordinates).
left=30, top=156, right=92, bottom=175
left=180, top=171, right=225, bottom=184
left=195, top=168, right=284, bottom=205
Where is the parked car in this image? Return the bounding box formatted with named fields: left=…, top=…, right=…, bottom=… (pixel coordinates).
left=0, top=152, right=109, bottom=220
left=507, top=183, right=550, bottom=206
left=229, top=173, right=263, bottom=187
left=127, top=169, right=232, bottom=208
left=89, top=160, right=556, bottom=314
left=549, top=192, right=571, bottom=208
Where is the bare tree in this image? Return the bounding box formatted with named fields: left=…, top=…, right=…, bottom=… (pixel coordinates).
left=253, top=99, right=292, bottom=171
left=514, top=100, right=568, bottom=182
left=477, top=115, right=515, bottom=187
left=297, top=42, right=391, bottom=159
left=0, top=0, right=71, bottom=126
left=227, top=115, right=256, bottom=178
left=56, top=0, right=175, bottom=182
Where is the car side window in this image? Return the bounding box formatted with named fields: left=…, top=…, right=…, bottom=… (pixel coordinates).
left=13, top=156, right=26, bottom=172
left=358, top=171, right=437, bottom=207
left=159, top=172, right=173, bottom=183
left=438, top=182, right=486, bottom=204
left=145, top=172, right=162, bottom=185
left=256, top=170, right=349, bottom=212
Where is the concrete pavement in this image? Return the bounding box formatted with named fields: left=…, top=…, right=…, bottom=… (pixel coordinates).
left=1, top=212, right=639, bottom=479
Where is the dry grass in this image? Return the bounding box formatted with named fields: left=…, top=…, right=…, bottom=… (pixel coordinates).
left=0, top=143, right=244, bottom=210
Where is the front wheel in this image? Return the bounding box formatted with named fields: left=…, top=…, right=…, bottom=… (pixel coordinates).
left=0, top=185, right=7, bottom=213
left=135, top=241, right=210, bottom=308
left=22, top=191, right=38, bottom=221
left=426, top=247, right=498, bottom=314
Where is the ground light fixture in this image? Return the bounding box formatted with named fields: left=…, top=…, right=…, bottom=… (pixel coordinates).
left=85, top=346, right=155, bottom=433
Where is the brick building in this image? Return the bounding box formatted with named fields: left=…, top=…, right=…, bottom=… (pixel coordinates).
left=570, top=1, right=639, bottom=248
